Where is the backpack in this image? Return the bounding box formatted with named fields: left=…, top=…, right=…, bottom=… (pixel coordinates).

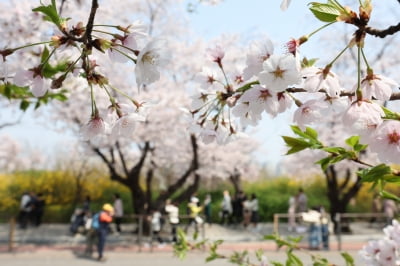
left=91, top=212, right=100, bottom=229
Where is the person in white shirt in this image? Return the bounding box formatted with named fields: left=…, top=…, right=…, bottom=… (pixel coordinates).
left=250, top=193, right=259, bottom=229
left=113, top=193, right=124, bottom=233
left=165, top=199, right=180, bottom=243
left=220, top=190, right=232, bottom=225
left=288, top=195, right=297, bottom=232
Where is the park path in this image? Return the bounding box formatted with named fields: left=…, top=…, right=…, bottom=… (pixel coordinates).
left=0, top=222, right=384, bottom=265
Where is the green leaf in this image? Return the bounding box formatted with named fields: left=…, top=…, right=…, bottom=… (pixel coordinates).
left=341, top=252, right=355, bottom=266
left=41, top=46, right=50, bottom=64
left=301, top=57, right=318, bottom=68
left=316, top=157, right=332, bottom=171
left=305, top=127, right=318, bottom=140
left=358, top=164, right=392, bottom=182
left=32, top=0, right=62, bottom=27
left=308, top=2, right=340, bottom=22
left=322, top=147, right=347, bottom=154
left=19, top=100, right=30, bottom=111
left=383, top=175, right=400, bottom=183
left=345, top=136, right=359, bottom=148
left=380, top=190, right=400, bottom=202
left=286, top=251, right=303, bottom=266
left=382, top=106, right=400, bottom=120
left=282, top=136, right=312, bottom=154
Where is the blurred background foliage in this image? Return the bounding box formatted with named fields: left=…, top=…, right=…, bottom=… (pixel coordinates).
left=0, top=170, right=392, bottom=223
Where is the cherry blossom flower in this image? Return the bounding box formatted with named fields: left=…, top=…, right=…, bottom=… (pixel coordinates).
left=342, top=100, right=384, bottom=139
left=195, top=67, right=221, bottom=90
left=108, top=21, right=147, bottom=63
left=242, top=39, right=274, bottom=80
left=384, top=220, right=400, bottom=245
left=13, top=69, right=47, bottom=97
left=135, top=39, right=168, bottom=87
left=302, top=66, right=342, bottom=97
left=190, top=90, right=212, bottom=111
left=236, top=85, right=280, bottom=118
left=231, top=102, right=262, bottom=127
left=111, top=112, right=146, bottom=139
left=206, top=44, right=225, bottom=65
left=276, top=92, right=293, bottom=113
left=280, top=0, right=292, bottom=11
left=258, top=54, right=300, bottom=92
left=81, top=115, right=107, bottom=141
left=293, top=99, right=329, bottom=130
left=376, top=239, right=397, bottom=266
left=358, top=74, right=398, bottom=101
left=360, top=220, right=400, bottom=266
left=369, top=120, right=400, bottom=164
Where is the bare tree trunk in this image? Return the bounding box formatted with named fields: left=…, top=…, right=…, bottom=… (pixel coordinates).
left=325, top=165, right=363, bottom=233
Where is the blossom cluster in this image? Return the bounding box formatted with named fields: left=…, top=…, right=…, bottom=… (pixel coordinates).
left=189, top=1, right=400, bottom=166
left=360, top=220, right=400, bottom=266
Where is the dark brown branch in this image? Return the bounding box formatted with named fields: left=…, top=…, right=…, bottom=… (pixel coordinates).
left=163, top=135, right=199, bottom=198
left=0, top=121, right=19, bottom=130
left=339, top=168, right=351, bottom=190
left=285, top=87, right=400, bottom=101
left=115, top=141, right=129, bottom=176
left=365, top=23, right=400, bottom=38
left=83, top=0, right=99, bottom=43
left=173, top=173, right=201, bottom=203
left=129, top=141, right=150, bottom=177
left=145, top=168, right=153, bottom=210
left=92, top=147, right=129, bottom=186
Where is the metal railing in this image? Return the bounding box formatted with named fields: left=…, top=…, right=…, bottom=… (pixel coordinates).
left=2, top=213, right=206, bottom=253
left=273, top=212, right=388, bottom=250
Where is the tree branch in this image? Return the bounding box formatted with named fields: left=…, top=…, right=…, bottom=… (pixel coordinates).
left=92, top=146, right=129, bottom=186
left=339, top=168, right=351, bottom=190
left=162, top=134, right=199, bottom=200
left=115, top=141, right=129, bottom=176
left=145, top=167, right=154, bottom=210
left=365, top=23, right=400, bottom=38
left=129, top=141, right=150, bottom=177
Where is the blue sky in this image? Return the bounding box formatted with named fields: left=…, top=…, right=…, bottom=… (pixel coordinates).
left=2, top=0, right=318, bottom=171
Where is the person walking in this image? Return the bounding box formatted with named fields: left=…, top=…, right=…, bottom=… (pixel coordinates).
left=113, top=193, right=123, bottom=233
left=297, top=188, right=308, bottom=213
left=165, top=199, right=180, bottom=243
left=33, top=192, right=45, bottom=227
left=220, top=190, right=232, bottom=225
left=242, top=195, right=252, bottom=228
left=204, top=194, right=212, bottom=225
left=288, top=194, right=297, bottom=232
left=185, top=197, right=203, bottom=234
left=383, top=199, right=398, bottom=226
left=232, top=191, right=245, bottom=226
left=150, top=209, right=164, bottom=245
left=18, top=191, right=32, bottom=229
left=94, top=203, right=114, bottom=261
left=250, top=193, right=259, bottom=230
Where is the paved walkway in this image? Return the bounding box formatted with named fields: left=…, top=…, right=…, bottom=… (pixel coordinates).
left=0, top=222, right=385, bottom=265
left=0, top=248, right=365, bottom=265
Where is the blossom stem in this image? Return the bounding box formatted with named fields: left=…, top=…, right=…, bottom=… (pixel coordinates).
left=11, top=41, right=52, bottom=52
left=218, top=64, right=232, bottom=93
left=287, top=92, right=303, bottom=107
left=307, top=22, right=336, bottom=39
left=356, top=45, right=363, bottom=100
left=92, top=29, right=115, bottom=36
left=326, top=44, right=349, bottom=67
left=236, top=81, right=260, bottom=93
left=90, top=83, right=96, bottom=117
left=108, top=84, right=140, bottom=108
left=361, top=48, right=371, bottom=71
left=39, top=48, right=57, bottom=68
left=111, top=47, right=137, bottom=63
